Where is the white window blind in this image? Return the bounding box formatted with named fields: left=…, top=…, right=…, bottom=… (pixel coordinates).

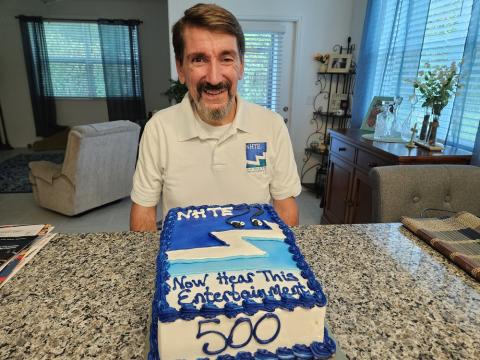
left=44, top=21, right=105, bottom=98
left=238, top=31, right=284, bottom=112
left=370, top=0, right=477, bottom=149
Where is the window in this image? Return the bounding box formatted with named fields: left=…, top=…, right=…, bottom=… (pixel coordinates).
left=44, top=21, right=105, bottom=98
left=359, top=0, right=479, bottom=150
left=238, top=31, right=284, bottom=112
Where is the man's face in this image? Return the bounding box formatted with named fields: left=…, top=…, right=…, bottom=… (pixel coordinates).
left=176, top=26, right=244, bottom=125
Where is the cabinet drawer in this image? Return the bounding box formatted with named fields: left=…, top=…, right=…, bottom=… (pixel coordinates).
left=330, top=138, right=355, bottom=163
left=357, top=149, right=389, bottom=172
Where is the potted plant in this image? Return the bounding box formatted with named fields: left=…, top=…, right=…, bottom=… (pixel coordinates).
left=164, top=79, right=188, bottom=104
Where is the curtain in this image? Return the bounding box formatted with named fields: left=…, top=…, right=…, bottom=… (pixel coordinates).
left=98, top=19, right=146, bottom=126
left=351, top=0, right=430, bottom=129
left=447, top=0, right=480, bottom=157
left=19, top=16, right=61, bottom=137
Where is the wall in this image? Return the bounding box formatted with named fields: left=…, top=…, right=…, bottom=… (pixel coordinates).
left=0, top=0, right=171, bottom=147
left=167, top=0, right=367, bottom=183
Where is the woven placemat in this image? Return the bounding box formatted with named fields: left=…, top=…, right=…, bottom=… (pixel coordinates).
left=401, top=212, right=480, bottom=281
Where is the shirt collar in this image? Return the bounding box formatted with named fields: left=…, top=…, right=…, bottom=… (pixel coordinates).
left=176, top=93, right=255, bottom=141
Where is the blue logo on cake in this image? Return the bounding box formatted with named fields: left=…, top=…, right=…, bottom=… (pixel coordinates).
left=246, top=142, right=267, bottom=172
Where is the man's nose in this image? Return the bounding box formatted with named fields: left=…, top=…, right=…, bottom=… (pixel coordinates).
left=205, top=60, right=222, bottom=84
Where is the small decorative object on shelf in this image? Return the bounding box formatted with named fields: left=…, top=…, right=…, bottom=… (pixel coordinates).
left=313, top=53, right=329, bottom=73
left=414, top=139, right=444, bottom=151
left=373, top=96, right=404, bottom=142
left=406, top=122, right=418, bottom=148
left=419, top=112, right=430, bottom=140
left=428, top=118, right=439, bottom=145
left=309, top=140, right=320, bottom=150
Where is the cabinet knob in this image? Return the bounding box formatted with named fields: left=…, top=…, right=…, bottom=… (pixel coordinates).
left=338, top=147, right=347, bottom=152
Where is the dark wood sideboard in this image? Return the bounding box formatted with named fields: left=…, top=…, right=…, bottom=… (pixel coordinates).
left=321, top=129, right=473, bottom=224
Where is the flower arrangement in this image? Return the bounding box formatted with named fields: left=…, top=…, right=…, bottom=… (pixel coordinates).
left=412, top=62, right=461, bottom=116
left=313, top=53, right=330, bottom=64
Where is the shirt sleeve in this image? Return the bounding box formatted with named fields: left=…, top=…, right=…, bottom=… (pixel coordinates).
left=269, top=116, right=302, bottom=200
left=130, top=120, right=164, bottom=207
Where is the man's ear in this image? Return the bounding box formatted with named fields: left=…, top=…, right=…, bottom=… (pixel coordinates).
left=176, top=59, right=186, bottom=84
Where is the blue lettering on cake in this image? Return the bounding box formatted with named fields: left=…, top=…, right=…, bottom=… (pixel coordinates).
left=176, top=206, right=233, bottom=221
left=197, top=314, right=281, bottom=355
left=173, top=271, right=312, bottom=306
left=178, top=289, right=191, bottom=305
left=172, top=274, right=209, bottom=290
left=216, top=271, right=255, bottom=286
left=256, top=270, right=299, bottom=282
left=252, top=313, right=281, bottom=344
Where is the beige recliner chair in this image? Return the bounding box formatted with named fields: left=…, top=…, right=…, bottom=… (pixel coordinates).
left=29, top=120, right=141, bottom=216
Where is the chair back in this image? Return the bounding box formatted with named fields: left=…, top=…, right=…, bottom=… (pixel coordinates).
left=370, top=165, right=480, bottom=222
left=62, top=120, right=140, bottom=210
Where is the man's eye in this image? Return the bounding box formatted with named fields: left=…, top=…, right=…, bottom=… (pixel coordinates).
left=192, top=56, right=205, bottom=63
left=222, top=57, right=234, bottom=63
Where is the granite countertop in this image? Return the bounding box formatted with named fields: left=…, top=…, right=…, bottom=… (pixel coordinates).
left=0, top=224, right=479, bottom=359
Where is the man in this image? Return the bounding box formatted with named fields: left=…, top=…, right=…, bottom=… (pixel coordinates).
left=130, top=3, right=301, bottom=231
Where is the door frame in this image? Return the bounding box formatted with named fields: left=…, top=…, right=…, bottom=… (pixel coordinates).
left=238, top=16, right=302, bottom=133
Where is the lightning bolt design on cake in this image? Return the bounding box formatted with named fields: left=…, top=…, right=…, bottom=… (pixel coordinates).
left=167, top=221, right=284, bottom=261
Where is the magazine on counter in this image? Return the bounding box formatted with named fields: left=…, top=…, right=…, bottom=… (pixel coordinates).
left=0, top=224, right=56, bottom=288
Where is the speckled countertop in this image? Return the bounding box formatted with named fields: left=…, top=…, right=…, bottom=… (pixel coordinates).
left=0, top=224, right=479, bottom=359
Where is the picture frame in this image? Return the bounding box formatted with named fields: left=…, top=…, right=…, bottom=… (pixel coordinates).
left=327, top=53, right=352, bottom=73
left=329, top=93, right=348, bottom=114
left=360, top=96, right=394, bottom=131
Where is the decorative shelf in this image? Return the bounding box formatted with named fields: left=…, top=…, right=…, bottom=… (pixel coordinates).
left=317, top=71, right=356, bottom=75
left=314, top=112, right=352, bottom=118
left=305, top=147, right=329, bottom=156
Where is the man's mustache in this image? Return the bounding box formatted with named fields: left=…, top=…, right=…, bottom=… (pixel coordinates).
left=197, top=81, right=232, bottom=95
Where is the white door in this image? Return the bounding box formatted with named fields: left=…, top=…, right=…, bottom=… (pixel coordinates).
left=238, top=20, right=296, bottom=130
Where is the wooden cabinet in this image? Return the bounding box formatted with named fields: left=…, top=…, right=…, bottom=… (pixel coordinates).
left=321, top=129, right=473, bottom=224
left=324, top=154, right=353, bottom=224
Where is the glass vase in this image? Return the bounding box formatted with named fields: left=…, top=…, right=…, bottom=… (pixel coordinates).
left=428, top=113, right=440, bottom=145
left=401, top=94, right=418, bottom=142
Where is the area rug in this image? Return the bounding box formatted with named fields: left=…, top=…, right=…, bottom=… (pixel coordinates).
left=0, top=153, right=64, bottom=193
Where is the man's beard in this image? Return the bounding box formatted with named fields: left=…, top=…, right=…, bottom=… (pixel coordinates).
left=191, top=81, right=235, bottom=123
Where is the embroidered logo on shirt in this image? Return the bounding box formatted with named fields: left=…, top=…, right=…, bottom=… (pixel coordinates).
left=246, top=142, right=267, bottom=172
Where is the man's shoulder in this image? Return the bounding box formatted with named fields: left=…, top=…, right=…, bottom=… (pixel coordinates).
left=144, top=102, right=193, bottom=139
left=147, top=103, right=183, bottom=127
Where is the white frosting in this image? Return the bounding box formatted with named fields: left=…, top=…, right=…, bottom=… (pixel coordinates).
left=158, top=307, right=325, bottom=359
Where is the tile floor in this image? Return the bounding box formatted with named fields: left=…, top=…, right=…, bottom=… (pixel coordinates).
left=0, top=149, right=322, bottom=233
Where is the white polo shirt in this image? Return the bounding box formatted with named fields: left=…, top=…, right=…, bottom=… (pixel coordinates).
left=131, top=95, right=301, bottom=217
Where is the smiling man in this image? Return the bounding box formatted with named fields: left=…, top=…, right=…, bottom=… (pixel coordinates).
left=130, top=3, right=301, bottom=231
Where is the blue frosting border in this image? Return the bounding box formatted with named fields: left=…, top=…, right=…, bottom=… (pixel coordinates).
left=148, top=203, right=336, bottom=359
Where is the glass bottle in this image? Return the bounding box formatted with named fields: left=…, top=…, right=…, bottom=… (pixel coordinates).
left=373, top=102, right=390, bottom=140
left=389, top=96, right=403, bottom=138
left=401, top=94, right=418, bottom=141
